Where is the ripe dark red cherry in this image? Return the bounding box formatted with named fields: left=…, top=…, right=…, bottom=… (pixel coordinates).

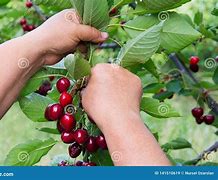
left=22, top=24, right=30, bottom=31
left=68, top=142, right=82, bottom=158
left=58, top=161, right=68, bottom=166
left=192, top=107, right=204, bottom=118
left=26, top=1, right=33, bottom=8
left=36, top=81, right=51, bottom=96
left=83, top=162, right=97, bottom=166
left=45, top=104, right=63, bottom=121
left=195, top=116, right=204, bottom=124
left=28, top=25, right=35, bottom=31
left=59, top=92, right=73, bottom=107
left=73, top=129, right=89, bottom=145
left=61, top=132, right=75, bottom=144
left=56, top=77, right=71, bottom=93
left=203, top=115, right=215, bottom=125
left=57, top=121, right=64, bottom=133
left=190, top=56, right=200, bottom=65
left=215, top=56, right=218, bottom=62
left=20, top=18, right=27, bottom=25
left=60, top=114, right=76, bottom=132
left=86, top=136, right=98, bottom=153
left=75, top=161, right=83, bottom=166
left=190, top=64, right=199, bottom=73
left=109, top=8, right=117, bottom=16
left=96, top=135, right=107, bottom=150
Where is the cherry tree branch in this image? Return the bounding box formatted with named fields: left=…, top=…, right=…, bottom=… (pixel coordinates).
left=186, top=141, right=218, bottom=165
left=169, top=53, right=218, bottom=115
left=30, top=0, right=47, bottom=21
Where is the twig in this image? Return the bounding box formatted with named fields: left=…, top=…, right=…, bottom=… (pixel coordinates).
left=169, top=53, right=218, bottom=115
left=186, top=141, right=218, bottom=165
left=30, top=0, right=47, bottom=21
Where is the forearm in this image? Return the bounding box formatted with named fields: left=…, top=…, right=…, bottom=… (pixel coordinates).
left=0, top=35, right=44, bottom=118
left=101, top=113, right=171, bottom=166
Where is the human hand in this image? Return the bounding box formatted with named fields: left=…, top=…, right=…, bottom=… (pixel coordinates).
left=81, top=64, right=143, bottom=131
left=23, top=9, right=108, bottom=65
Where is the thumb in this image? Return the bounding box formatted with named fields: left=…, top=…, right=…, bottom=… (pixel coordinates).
left=76, top=24, right=109, bottom=43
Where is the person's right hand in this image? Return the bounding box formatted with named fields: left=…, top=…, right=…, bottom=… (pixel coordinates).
left=81, top=64, right=143, bottom=131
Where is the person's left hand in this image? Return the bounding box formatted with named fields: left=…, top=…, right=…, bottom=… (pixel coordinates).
left=23, top=9, right=108, bottom=65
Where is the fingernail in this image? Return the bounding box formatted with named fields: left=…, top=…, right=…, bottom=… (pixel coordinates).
left=101, top=32, right=109, bottom=39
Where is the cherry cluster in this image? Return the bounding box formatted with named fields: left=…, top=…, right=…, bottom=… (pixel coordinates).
left=58, top=160, right=96, bottom=167
left=44, top=77, right=107, bottom=166
left=192, top=107, right=215, bottom=125
left=19, top=1, right=36, bottom=32
left=189, top=56, right=200, bottom=73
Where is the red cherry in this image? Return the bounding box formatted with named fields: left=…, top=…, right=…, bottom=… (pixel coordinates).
left=59, top=92, right=73, bottom=107
left=83, top=162, right=97, bottom=166
left=22, top=24, right=30, bottom=31
left=190, top=64, right=199, bottom=73
left=26, top=1, right=33, bottom=8
left=20, top=18, right=27, bottom=25
left=109, top=8, right=117, bottom=16
left=60, top=114, right=76, bottom=132
left=28, top=25, right=35, bottom=31
left=190, top=56, right=200, bottom=65
left=61, top=132, right=75, bottom=144
left=56, top=77, right=71, bottom=93
left=203, top=115, right=215, bottom=125
left=96, top=135, right=107, bottom=150
left=192, top=107, right=204, bottom=118
left=75, top=161, right=83, bottom=166
left=86, top=136, right=98, bottom=153
left=57, top=121, right=64, bottom=133
left=215, top=56, right=218, bottom=62
left=195, top=116, right=204, bottom=124
left=44, top=104, right=63, bottom=121
left=68, top=142, right=82, bottom=158
left=73, top=129, right=89, bottom=145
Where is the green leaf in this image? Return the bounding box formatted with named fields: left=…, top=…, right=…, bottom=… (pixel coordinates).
left=140, top=97, right=180, bottom=118
left=213, top=67, right=218, bottom=84
left=194, top=11, right=203, bottom=26
left=0, top=0, right=10, bottom=6
left=90, top=150, right=113, bottom=166
left=118, top=23, right=162, bottom=67
left=153, top=91, right=174, bottom=101
left=211, top=8, right=218, bottom=16
left=20, top=70, right=47, bottom=97
left=64, top=54, right=91, bottom=80
left=112, top=0, right=133, bottom=9
left=71, top=0, right=85, bottom=18
left=144, top=60, right=159, bottom=79
left=199, top=162, right=218, bottom=166
left=143, top=83, right=165, bottom=93
left=19, top=93, right=55, bottom=122
left=83, top=0, right=109, bottom=29
left=135, top=0, right=191, bottom=14
left=4, top=138, right=57, bottom=166
left=166, top=80, right=183, bottom=93
left=162, top=138, right=192, bottom=151
left=36, top=128, right=60, bottom=135
left=125, top=12, right=201, bottom=53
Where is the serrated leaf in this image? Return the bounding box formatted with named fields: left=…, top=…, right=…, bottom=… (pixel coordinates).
left=162, top=138, right=192, bottom=151
left=64, top=54, right=91, bottom=80
left=118, top=23, right=162, bottom=67
left=83, top=0, right=109, bottom=29
left=36, top=128, right=60, bottom=135
left=135, top=0, right=190, bottom=13
left=19, top=93, right=55, bottom=122
left=70, top=0, right=85, bottom=18
left=112, top=0, right=132, bottom=9
left=125, top=12, right=201, bottom=53
left=4, top=138, right=57, bottom=166
left=166, top=80, right=183, bottom=93
left=140, top=97, right=180, bottom=118
left=143, top=83, right=165, bottom=93
left=90, top=150, right=113, bottom=166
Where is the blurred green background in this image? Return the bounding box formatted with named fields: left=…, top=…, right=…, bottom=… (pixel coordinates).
left=0, top=0, right=218, bottom=166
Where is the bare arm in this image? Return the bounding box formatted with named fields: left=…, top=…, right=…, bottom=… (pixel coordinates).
left=82, top=64, right=171, bottom=166
left=0, top=9, right=108, bottom=118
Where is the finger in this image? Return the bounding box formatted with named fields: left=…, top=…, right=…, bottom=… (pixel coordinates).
left=76, top=24, right=109, bottom=43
